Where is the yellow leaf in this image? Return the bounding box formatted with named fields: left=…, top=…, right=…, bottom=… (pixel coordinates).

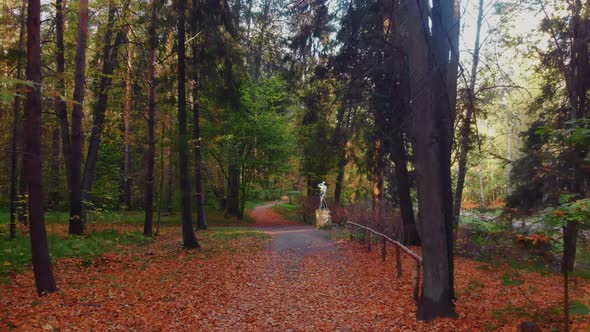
left=3, top=261, right=11, bottom=266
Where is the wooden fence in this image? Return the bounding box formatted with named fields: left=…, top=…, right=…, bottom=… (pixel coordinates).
left=346, top=221, right=422, bottom=302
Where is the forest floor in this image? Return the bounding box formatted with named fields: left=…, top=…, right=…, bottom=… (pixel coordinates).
left=0, top=204, right=589, bottom=331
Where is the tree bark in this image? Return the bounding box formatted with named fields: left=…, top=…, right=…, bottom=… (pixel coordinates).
left=334, top=148, right=346, bottom=204
left=54, top=0, right=72, bottom=193
left=144, top=1, right=159, bottom=237
left=49, top=127, right=61, bottom=208
left=403, top=0, right=457, bottom=320
left=9, top=0, right=26, bottom=240
left=81, top=2, right=129, bottom=224
left=389, top=1, right=420, bottom=246
left=191, top=0, right=207, bottom=230
left=9, top=90, right=21, bottom=240
left=452, top=0, right=483, bottom=225
left=391, top=135, right=421, bottom=245
left=165, top=109, right=174, bottom=213
left=177, top=0, right=200, bottom=248
left=25, top=0, right=57, bottom=295
left=225, top=162, right=241, bottom=217
left=68, top=0, right=89, bottom=234
left=124, top=33, right=133, bottom=209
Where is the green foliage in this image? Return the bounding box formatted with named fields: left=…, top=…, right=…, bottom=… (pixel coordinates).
left=272, top=203, right=301, bottom=222
left=541, top=195, right=590, bottom=229
left=0, top=77, right=35, bottom=106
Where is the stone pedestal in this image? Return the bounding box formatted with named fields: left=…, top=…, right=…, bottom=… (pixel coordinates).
left=315, top=209, right=332, bottom=229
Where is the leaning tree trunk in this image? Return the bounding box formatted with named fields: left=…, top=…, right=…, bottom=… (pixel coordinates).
left=25, top=0, right=57, bottom=295
left=191, top=0, right=207, bottom=229
left=81, top=2, right=129, bottom=224
left=68, top=0, right=89, bottom=234
left=144, top=1, right=159, bottom=237
left=177, top=0, right=200, bottom=248
left=452, top=0, right=484, bottom=225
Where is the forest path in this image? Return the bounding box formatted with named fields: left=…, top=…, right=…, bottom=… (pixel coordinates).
left=249, top=202, right=334, bottom=254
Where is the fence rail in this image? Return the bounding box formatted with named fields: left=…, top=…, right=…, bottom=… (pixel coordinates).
left=346, top=221, right=422, bottom=301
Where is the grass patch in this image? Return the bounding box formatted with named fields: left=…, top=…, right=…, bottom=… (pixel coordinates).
left=501, top=272, right=525, bottom=286
left=0, top=230, right=153, bottom=281
left=492, top=303, right=562, bottom=330
left=272, top=203, right=301, bottom=222
left=207, top=227, right=270, bottom=241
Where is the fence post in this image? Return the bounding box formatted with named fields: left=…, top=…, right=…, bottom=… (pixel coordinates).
left=381, top=237, right=386, bottom=262
left=395, top=245, right=402, bottom=278
left=367, top=230, right=371, bottom=251
left=413, top=263, right=421, bottom=302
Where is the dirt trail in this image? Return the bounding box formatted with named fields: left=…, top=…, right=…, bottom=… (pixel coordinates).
left=248, top=203, right=334, bottom=254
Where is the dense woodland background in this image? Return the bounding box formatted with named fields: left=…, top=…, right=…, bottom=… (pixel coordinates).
left=1, top=0, right=590, bottom=327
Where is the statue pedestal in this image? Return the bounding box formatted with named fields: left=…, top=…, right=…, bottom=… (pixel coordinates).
left=315, top=209, right=332, bottom=229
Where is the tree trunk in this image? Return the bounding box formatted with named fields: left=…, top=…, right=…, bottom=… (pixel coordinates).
left=191, top=0, right=207, bottom=230
left=49, top=127, right=61, bottom=208
left=431, top=0, right=459, bottom=306
left=25, top=0, right=57, bottom=295
left=478, top=163, right=485, bottom=208
left=404, top=0, right=457, bottom=320
left=54, top=0, right=72, bottom=193
left=68, top=0, right=89, bottom=234
left=372, top=137, right=383, bottom=229
left=452, top=0, right=483, bottom=225
left=391, top=136, right=421, bottom=245
left=9, top=0, right=26, bottom=239
left=144, top=1, right=158, bottom=237
left=234, top=0, right=240, bottom=34
left=123, top=34, right=133, bottom=209
left=225, top=162, right=241, bottom=217
left=9, top=91, right=21, bottom=240
left=177, top=0, right=200, bottom=248
left=334, top=148, right=346, bottom=204
left=165, top=109, right=174, bottom=213
left=81, top=2, right=129, bottom=224
left=389, top=2, right=420, bottom=246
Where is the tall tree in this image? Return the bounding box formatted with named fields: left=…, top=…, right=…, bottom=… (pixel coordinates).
left=403, top=0, right=458, bottom=320
left=177, top=0, right=200, bottom=248
left=453, top=0, right=484, bottom=225
left=54, top=0, right=71, bottom=194
left=144, top=1, right=159, bottom=237
left=9, top=0, right=26, bottom=240
left=81, top=1, right=129, bottom=224
left=68, top=0, right=89, bottom=234
left=124, top=30, right=133, bottom=209
left=191, top=0, right=207, bottom=229
left=25, top=0, right=57, bottom=295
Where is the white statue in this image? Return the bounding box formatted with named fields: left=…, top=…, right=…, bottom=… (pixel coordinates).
left=318, top=181, right=328, bottom=210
